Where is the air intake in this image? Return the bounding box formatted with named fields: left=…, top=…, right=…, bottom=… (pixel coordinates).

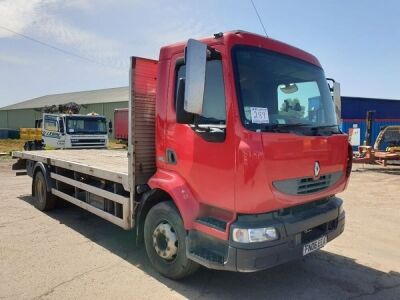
left=273, top=171, right=342, bottom=195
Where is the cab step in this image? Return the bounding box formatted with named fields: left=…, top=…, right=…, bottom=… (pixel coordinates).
left=195, top=217, right=227, bottom=232
left=186, top=230, right=235, bottom=271
left=190, top=248, right=225, bottom=265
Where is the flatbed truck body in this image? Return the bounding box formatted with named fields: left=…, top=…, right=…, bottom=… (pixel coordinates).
left=13, top=30, right=351, bottom=279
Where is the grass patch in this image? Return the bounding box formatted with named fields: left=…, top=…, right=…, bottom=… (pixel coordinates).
left=0, top=139, right=26, bottom=159
left=0, top=139, right=126, bottom=159
left=108, top=140, right=127, bottom=150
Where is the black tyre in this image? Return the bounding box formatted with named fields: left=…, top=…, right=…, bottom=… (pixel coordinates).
left=144, top=201, right=199, bottom=279
left=33, top=171, right=56, bottom=211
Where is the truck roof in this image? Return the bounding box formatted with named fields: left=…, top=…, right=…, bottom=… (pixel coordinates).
left=45, top=113, right=106, bottom=118
left=159, top=30, right=321, bottom=68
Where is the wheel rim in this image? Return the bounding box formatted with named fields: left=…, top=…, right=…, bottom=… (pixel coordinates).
left=36, top=177, right=45, bottom=206
left=152, top=221, right=178, bottom=261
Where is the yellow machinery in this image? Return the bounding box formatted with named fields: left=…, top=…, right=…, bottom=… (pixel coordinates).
left=20, top=128, right=42, bottom=141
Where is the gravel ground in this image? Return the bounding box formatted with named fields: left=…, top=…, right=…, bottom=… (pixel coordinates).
left=0, top=160, right=399, bottom=300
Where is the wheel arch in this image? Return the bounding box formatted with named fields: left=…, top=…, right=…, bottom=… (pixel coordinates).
left=31, top=162, right=52, bottom=196
left=135, top=170, right=200, bottom=245
left=135, top=188, right=175, bottom=245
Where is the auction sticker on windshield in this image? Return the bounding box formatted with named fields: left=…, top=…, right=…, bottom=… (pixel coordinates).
left=303, top=235, right=327, bottom=256
left=250, top=107, right=269, bottom=124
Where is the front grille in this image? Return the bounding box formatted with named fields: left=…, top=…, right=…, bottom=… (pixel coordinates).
left=273, top=171, right=342, bottom=195
left=298, top=175, right=331, bottom=194
left=71, top=139, right=105, bottom=147
left=71, top=139, right=105, bottom=144
left=71, top=143, right=105, bottom=147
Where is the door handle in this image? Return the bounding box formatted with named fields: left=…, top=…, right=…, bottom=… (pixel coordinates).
left=166, top=149, right=177, bottom=164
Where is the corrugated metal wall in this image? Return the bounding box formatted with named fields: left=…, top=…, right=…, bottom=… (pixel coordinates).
left=0, top=101, right=128, bottom=138
left=1, top=109, right=44, bottom=129
left=7, top=109, right=39, bottom=129
left=79, top=101, right=128, bottom=137
left=103, top=102, right=129, bottom=131
left=0, top=111, right=8, bottom=128
left=342, top=97, right=400, bottom=119
left=341, top=119, right=400, bottom=149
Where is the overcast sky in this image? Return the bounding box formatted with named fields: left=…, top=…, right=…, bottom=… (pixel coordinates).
left=0, top=0, right=399, bottom=107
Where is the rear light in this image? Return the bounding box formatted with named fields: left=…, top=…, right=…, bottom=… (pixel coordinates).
left=346, top=143, right=353, bottom=177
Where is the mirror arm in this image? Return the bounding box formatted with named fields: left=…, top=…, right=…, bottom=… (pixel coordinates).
left=207, top=47, right=221, bottom=60
left=326, top=78, right=335, bottom=92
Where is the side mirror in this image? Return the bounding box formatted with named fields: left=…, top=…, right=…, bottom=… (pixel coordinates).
left=58, top=120, right=65, bottom=134
left=327, top=78, right=341, bottom=124
left=184, top=39, right=207, bottom=115
left=176, top=78, right=194, bottom=124
left=108, top=120, right=113, bottom=134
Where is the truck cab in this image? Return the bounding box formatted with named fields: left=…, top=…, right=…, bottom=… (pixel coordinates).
left=144, top=30, right=351, bottom=275
left=42, top=113, right=108, bottom=149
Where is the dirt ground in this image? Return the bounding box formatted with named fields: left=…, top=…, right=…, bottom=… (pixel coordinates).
left=0, top=160, right=399, bottom=300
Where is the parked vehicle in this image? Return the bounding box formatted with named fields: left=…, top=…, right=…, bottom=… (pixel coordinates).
left=114, top=108, right=129, bottom=142
left=23, top=113, right=109, bottom=150
left=13, top=31, right=351, bottom=279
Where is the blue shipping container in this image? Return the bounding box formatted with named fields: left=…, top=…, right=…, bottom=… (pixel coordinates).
left=341, top=120, right=400, bottom=150
left=341, top=97, right=400, bottom=119
left=0, top=129, right=20, bottom=139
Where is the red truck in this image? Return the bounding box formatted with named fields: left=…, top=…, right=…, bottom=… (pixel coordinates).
left=13, top=30, right=351, bottom=279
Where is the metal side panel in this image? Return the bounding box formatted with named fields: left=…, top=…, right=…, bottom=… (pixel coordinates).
left=129, top=57, right=158, bottom=190
left=50, top=172, right=130, bottom=229
left=51, top=173, right=129, bottom=205
left=52, top=189, right=128, bottom=229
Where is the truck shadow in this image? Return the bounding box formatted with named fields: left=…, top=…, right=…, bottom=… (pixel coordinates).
left=352, top=166, right=400, bottom=176
left=19, top=195, right=400, bottom=300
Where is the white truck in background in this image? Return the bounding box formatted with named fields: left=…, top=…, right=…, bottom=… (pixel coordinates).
left=23, top=102, right=110, bottom=150
left=41, top=113, right=109, bottom=149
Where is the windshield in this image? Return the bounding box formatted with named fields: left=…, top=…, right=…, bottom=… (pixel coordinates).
left=66, top=116, right=107, bottom=134
left=233, top=46, right=337, bottom=132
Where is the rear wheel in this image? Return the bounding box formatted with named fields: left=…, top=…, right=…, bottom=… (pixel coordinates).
left=33, top=171, right=55, bottom=211
left=144, top=201, right=199, bottom=279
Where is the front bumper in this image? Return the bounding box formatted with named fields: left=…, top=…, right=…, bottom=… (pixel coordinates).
left=187, top=197, right=345, bottom=272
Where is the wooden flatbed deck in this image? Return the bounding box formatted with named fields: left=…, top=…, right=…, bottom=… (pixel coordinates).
left=13, top=149, right=129, bottom=191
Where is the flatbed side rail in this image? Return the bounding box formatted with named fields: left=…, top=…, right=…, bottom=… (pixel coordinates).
left=12, top=151, right=129, bottom=191
left=51, top=168, right=132, bottom=229
left=12, top=151, right=134, bottom=230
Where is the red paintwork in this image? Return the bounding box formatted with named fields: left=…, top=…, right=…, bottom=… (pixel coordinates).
left=147, top=31, right=350, bottom=239
left=114, top=108, right=128, bottom=140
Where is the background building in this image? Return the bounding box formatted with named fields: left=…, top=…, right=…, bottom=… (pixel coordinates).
left=0, top=87, right=129, bottom=138
left=1, top=88, right=399, bottom=143
left=341, top=97, right=400, bottom=146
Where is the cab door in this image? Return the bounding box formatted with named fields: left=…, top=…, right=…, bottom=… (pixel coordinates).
left=164, top=55, right=235, bottom=211
left=42, top=114, right=65, bottom=149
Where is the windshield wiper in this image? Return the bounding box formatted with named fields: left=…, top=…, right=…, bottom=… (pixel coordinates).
left=262, top=123, right=309, bottom=132
left=310, top=124, right=341, bottom=134
left=262, top=123, right=341, bottom=135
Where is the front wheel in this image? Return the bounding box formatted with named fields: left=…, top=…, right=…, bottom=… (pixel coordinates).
left=144, top=201, right=199, bottom=279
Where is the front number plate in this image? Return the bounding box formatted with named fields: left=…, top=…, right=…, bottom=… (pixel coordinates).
left=303, top=235, right=327, bottom=256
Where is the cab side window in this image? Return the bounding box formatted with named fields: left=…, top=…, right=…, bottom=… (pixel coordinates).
left=176, top=60, right=226, bottom=124
left=44, top=115, right=58, bottom=131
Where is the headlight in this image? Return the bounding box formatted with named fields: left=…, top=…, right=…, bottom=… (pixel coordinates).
left=339, top=204, right=344, bottom=215
left=232, top=227, right=278, bottom=243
